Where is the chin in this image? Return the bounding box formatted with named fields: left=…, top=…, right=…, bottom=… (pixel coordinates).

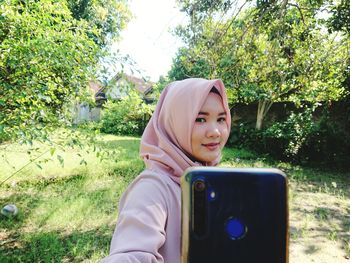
left=192, top=149, right=221, bottom=164
left=200, top=154, right=220, bottom=164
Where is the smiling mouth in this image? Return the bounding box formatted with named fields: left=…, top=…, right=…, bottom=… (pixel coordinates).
left=202, top=143, right=220, bottom=151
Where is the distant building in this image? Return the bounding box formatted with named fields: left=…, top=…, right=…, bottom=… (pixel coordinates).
left=105, top=73, right=155, bottom=104
left=73, top=74, right=155, bottom=123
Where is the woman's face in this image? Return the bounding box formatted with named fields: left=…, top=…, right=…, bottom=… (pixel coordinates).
left=191, top=92, right=229, bottom=163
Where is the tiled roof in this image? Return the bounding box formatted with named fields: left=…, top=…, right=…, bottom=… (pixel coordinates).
left=88, top=81, right=103, bottom=94
left=112, top=73, right=154, bottom=95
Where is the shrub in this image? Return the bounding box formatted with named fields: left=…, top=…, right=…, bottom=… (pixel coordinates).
left=100, top=91, right=154, bottom=136
left=300, top=113, right=350, bottom=168
left=232, top=107, right=350, bottom=169
left=263, top=108, right=315, bottom=159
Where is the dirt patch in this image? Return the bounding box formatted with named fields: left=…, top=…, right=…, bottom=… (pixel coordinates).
left=289, top=182, right=350, bottom=262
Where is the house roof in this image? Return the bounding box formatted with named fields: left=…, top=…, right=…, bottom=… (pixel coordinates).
left=112, top=73, right=154, bottom=95
left=88, top=73, right=155, bottom=104
left=88, top=80, right=103, bottom=95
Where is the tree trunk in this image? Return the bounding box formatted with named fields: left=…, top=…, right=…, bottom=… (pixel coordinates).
left=256, top=112, right=263, bottom=130
left=256, top=100, right=273, bottom=130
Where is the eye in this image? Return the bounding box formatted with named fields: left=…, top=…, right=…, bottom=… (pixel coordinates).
left=195, top=117, right=206, bottom=123
left=218, top=117, right=226, bottom=123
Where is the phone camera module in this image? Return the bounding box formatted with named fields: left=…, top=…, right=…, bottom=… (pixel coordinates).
left=194, top=180, right=206, bottom=192
left=192, top=178, right=207, bottom=237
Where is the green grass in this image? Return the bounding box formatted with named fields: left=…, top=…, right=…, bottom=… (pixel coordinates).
left=0, top=132, right=143, bottom=262
left=1, top=130, right=349, bottom=262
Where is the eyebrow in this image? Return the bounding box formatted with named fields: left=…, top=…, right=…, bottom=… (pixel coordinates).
left=198, top=112, right=227, bottom=116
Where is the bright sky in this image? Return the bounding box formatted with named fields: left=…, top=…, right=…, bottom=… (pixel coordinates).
left=111, top=0, right=187, bottom=82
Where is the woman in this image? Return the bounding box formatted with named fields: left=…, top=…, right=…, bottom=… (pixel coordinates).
left=102, top=78, right=231, bottom=263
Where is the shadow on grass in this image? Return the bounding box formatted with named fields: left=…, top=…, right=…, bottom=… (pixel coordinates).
left=93, top=137, right=140, bottom=153
left=304, top=244, right=321, bottom=254
left=0, top=227, right=112, bottom=262
left=290, top=205, right=350, bottom=256
left=0, top=192, right=45, bottom=231
left=0, top=173, right=89, bottom=227
left=0, top=170, right=120, bottom=232
left=221, top=148, right=350, bottom=198
left=0, top=136, right=144, bottom=262
left=0, top=172, right=121, bottom=262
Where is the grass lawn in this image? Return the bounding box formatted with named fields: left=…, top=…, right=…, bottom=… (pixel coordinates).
left=0, top=131, right=349, bottom=262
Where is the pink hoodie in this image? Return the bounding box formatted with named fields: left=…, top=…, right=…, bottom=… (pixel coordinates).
left=102, top=78, right=231, bottom=263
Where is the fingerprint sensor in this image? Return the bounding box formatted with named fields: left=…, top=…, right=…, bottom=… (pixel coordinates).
left=225, top=218, right=247, bottom=240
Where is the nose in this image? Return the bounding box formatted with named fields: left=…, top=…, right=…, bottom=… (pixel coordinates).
left=206, top=123, right=221, bottom=138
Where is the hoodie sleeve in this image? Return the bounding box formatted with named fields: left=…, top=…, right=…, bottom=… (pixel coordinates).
left=101, top=176, right=168, bottom=263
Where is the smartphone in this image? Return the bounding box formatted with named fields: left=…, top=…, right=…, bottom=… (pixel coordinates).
left=181, top=167, right=289, bottom=263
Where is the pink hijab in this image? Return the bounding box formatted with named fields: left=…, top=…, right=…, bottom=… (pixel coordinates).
left=140, top=78, right=231, bottom=184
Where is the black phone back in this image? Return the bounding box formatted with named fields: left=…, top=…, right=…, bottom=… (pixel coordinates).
left=181, top=167, right=289, bottom=263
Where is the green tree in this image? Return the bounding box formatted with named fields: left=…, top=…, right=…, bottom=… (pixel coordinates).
left=235, top=13, right=347, bottom=129
left=328, top=0, right=350, bottom=101
left=173, top=0, right=348, bottom=129
left=0, top=0, right=100, bottom=142
left=168, top=47, right=211, bottom=80
left=67, top=0, right=131, bottom=48
left=0, top=0, right=132, bottom=144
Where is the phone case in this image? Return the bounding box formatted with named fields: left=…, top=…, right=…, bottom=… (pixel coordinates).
left=181, top=167, right=289, bottom=263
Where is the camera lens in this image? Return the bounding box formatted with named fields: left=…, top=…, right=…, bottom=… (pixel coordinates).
left=193, top=178, right=207, bottom=237
left=194, top=180, right=206, bottom=192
